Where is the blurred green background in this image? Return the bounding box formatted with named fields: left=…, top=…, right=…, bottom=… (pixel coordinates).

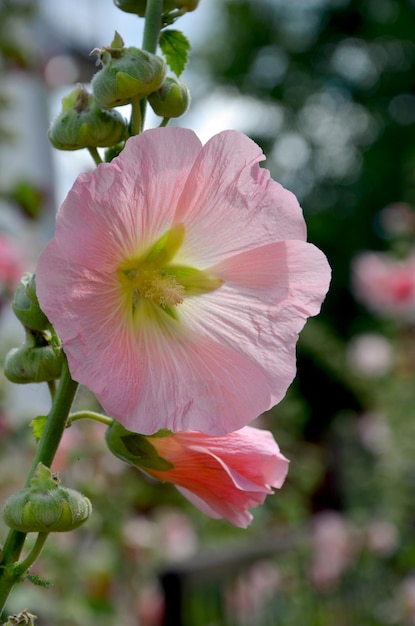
left=1, top=0, right=415, bottom=624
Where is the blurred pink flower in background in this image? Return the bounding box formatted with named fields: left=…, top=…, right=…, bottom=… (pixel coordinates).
left=346, top=332, right=393, bottom=378
left=352, top=250, right=415, bottom=322
left=308, top=511, right=358, bottom=592
left=0, top=233, right=24, bottom=303
left=365, top=518, right=398, bottom=557
left=119, top=425, right=289, bottom=528
left=36, top=127, right=330, bottom=435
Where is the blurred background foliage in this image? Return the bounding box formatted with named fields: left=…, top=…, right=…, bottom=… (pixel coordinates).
left=2, top=0, right=415, bottom=624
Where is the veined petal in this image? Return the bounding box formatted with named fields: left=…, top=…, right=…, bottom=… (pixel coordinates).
left=155, top=449, right=269, bottom=527
left=144, top=426, right=290, bottom=528
left=180, top=240, right=331, bottom=406
left=38, top=242, right=269, bottom=432
left=121, top=324, right=272, bottom=434
left=174, top=130, right=306, bottom=268
left=54, top=127, right=203, bottom=271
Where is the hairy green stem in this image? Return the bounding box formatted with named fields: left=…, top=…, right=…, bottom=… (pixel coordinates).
left=0, top=360, right=78, bottom=614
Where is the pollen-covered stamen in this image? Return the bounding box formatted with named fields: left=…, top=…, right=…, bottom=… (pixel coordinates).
left=141, top=270, right=185, bottom=307
left=118, top=223, right=223, bottom=318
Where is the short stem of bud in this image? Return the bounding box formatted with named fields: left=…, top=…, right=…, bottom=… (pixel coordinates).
left=13, top=533, right=49, bottom=580
left=130, top=95, right=143, bottom=136
left=67, top=411, right=114, bottom=427
left=87, top=146, right=103, bottom=166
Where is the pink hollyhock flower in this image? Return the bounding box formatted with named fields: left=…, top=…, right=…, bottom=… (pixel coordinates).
left=36, top=128, right=331, bottom=434
left=105, top=422, right=289, bottom=528
left=352, top=250, right=415, bottom=322
left=0, top=233, right=24, bottom=293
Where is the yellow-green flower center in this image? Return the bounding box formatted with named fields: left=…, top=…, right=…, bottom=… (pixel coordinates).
left=117, top=224, right=223, bottom=321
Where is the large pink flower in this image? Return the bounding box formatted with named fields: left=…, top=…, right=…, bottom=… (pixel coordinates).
left=36, top=128, right=330, bottom=434
left=105, top=423, right=289, bottom=528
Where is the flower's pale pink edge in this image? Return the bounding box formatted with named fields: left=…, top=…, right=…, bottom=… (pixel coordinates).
left=52, top=128, right=203, bottom=272
left=174, top=130, right=307, bottom=268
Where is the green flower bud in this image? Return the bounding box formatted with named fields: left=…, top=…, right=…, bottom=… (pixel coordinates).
left=91, top=34, right=166, bottom=108
left=113, top=0, right=199, bottom=15
left=12, top=273, right=50, bottom=332
left=148, top=76, right=190, bottom=118
left=48, top=85, right=128, bottom=150
left=4, top=344, right=63, bottom=384
left=3, top=463, right=92, bottom=533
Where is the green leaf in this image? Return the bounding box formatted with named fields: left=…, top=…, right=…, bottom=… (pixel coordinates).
left=159, top=29, right=190, bottom=77
left=29, top=415, right=47, bottom=441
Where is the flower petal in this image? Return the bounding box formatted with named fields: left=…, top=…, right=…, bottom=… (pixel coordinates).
left=174, top=130, right=306, bottom=267
left=54, top=127, right=203, bottom=271
left=147, top=426, right=290, bottom=527
left=180, top=239, right=331, bottom=407
left=122, top=324, right=272, bottom=434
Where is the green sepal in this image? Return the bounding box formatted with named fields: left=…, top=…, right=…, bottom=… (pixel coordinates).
left=105, top=420, right=174, bottom=472
left=159, top=29, right=191, bottom=77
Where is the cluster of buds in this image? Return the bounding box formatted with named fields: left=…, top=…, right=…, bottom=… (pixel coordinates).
left=4, top=273, right=63, bottom=384
left=49, top=31, right=190, bottom=154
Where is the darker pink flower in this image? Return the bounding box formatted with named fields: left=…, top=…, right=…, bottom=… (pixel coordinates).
left=106, top=423, right=289, bottom=528
left=36, top=128, right=330, bottom=434
left=352, top=250, right=415, bottom=322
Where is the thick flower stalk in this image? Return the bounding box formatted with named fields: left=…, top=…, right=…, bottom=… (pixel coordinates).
left=36, top=127, right=331, bottom=435
left=106, top=422, right=289, bottom=528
